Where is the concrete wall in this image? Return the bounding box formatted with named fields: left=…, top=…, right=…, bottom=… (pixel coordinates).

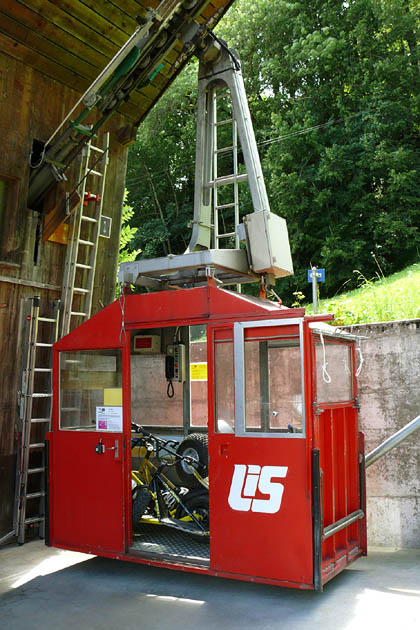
left=346, top=319, right=420, bottom=548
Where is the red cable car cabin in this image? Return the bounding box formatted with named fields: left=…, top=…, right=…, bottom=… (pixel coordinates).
left=47, top=284, right=366, bottom=591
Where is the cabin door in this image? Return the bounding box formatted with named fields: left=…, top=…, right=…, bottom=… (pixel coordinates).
left=48, top=348, right=126, bottom=554
left=208, top=319, right=314, bottom=585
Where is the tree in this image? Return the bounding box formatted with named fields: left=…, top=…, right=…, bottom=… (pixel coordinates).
left=125, top=0, right=420, bottom=303
left=125, top=63, right=198, bottom=260
left=218, top=0, right=420, bottom=297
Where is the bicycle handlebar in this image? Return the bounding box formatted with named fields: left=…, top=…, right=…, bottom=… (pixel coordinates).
left=131, top=422, right=146, bottom=435
left=131, top=423, right=181, bottom=457
left=130, top=423, right=197, bottom=466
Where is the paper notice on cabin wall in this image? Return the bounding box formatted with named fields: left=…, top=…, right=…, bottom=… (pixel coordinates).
left=190, top=362, right=208, bottom=381
left=96, top=406, right=123, bottom=432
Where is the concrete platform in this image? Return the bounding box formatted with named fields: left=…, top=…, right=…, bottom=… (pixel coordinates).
left=1, top=541, right=419, bottom=630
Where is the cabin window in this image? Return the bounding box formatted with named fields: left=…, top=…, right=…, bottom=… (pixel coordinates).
left=59, top=350, right=122, bottom=430
left=233, top=320, right=306, bottom=437
left=214, top=339, right=235, bottom=433
left=315, top=340, right=353, bottom=403
left=190, top=325, right=208, bottom=428
left=244, top=340, right=303, bottom=433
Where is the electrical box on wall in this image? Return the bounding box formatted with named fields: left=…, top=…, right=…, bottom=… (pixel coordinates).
left=133, top=334, right=161, bottom=354
left=100, top=215, right=112, bottom=238
left=244, top=211, right=293, bottom=278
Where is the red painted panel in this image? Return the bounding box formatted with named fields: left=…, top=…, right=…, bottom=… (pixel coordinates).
left=243, top=323, right=300, bottom=340
left=48, top=284, right=365, bottom=588
left=49, top=431, right=125, bottom=553
left=54, top=286, right=304, bottom=352
left=209, top=434, right=313, bottom=586
left=207, top=288, right=303, bottom=319
left=317, top=403, right=364, bottom=574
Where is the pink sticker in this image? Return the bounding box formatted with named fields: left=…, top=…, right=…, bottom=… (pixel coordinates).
left=98, top=420, right=107, bottom=430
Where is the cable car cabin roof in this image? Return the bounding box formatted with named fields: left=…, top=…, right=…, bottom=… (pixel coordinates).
left=0, top=0, right=235, bottom=124
left=54, top=285, right=321, bottom=351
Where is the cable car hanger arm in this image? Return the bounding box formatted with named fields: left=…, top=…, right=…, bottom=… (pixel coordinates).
left=27, top=0, right=232, bottom=212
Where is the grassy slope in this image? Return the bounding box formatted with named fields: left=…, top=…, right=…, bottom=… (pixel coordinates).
left=304, top=263, right=420, bottom=325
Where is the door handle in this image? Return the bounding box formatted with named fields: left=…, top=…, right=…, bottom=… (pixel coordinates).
left=107, top=439, right=119, bottom=459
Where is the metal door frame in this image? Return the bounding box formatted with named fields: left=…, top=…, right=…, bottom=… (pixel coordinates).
left=233, top=318, right=305, bottom=438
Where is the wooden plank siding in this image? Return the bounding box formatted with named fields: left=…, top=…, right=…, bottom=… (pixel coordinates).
left=0, top=0, right=236, bottom=539
left=0, top=52, right=128, bottom=354
left=0, top=52, right=128, bottom=538
left=0, top=1, right=235, bottom=124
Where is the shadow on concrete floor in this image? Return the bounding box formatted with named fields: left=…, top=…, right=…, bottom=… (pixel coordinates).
left=0, top=542, right=419, bottom=630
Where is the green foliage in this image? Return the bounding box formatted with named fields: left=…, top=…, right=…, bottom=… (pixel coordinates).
left=116, top=193, right=140, bottom=296
left=125, top=0, right=420, bottom=305
left=306, top=263, right=420, bottom=325
left=125, top=63, right=198, bottom=259
left=118, top=192, right=141, bottom=265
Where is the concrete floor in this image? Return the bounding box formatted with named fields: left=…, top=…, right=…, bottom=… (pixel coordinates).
left=0, top=541, right=419, bottom=630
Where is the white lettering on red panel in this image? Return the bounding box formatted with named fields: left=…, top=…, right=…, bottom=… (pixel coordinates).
left=228, top=464, right=288, bottom=514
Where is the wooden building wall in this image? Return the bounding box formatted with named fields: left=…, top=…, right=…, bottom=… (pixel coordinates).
left=0, top=51, right=129, bottom=537
left=0, top=0, right=237, bottom=541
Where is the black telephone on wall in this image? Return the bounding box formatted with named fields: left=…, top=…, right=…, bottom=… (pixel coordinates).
left=165, top=344, right=185, bottom=383
left=165, top=343, right=185, bottom=398
left=165, top=354, right=175, bottom=380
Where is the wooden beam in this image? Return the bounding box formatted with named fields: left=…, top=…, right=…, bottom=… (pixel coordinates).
left=0, top=9, right=99, bottom=80
left=107, top=0, right=154, bottom=19
left=47, top=0, right=129, bottom=47
left=1, top=0, right=237, bottom=127
left=0, top=31, right=142, bottom=121
left=18, top=0, right=122, bottom=57
left=2, top=2, right=109, bottom=67
left=0, top=32, right=88, bottom=96
left=78, top=0, right=138, bottom=35
left=0, top=275, right=61, bottom=292
left=0, top=9, right=151, bottom=117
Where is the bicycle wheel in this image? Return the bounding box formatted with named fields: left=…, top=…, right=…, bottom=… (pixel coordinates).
left=179, top=489, right=209, bottom=542
left=132, top=486, right=152, bottom=527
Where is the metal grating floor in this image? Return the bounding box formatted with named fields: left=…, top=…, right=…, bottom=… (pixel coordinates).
left=130, top=523, right=210, bottom=566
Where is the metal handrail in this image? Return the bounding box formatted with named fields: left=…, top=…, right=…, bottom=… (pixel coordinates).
left=365, top=414, right=420, bottom=468
left=323, top=509, right=364, bottom=541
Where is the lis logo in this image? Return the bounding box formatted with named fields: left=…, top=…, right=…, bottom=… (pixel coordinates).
left=228, top=464, right=288, bottom=514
